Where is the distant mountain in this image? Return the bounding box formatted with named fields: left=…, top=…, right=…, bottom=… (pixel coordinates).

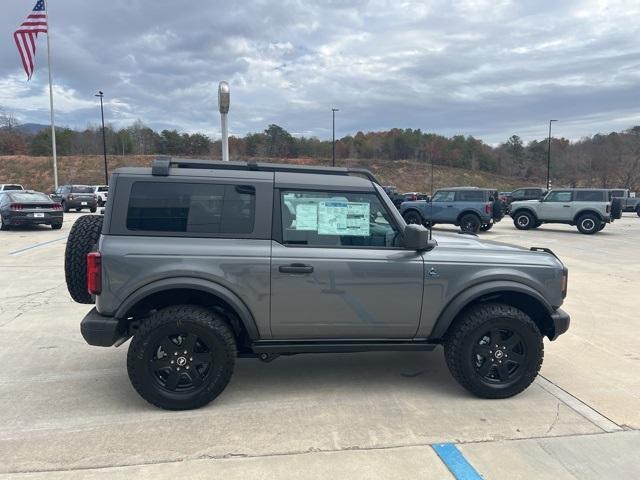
left=15, top=123, right=49, bottom=134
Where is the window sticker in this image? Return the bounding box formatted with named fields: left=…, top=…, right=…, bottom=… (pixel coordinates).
left=295, top=203, right=318, bottom=230
left=318, top=201, right=370, bottom=236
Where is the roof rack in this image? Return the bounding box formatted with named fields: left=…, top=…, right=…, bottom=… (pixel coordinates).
left=151, top=157, right=381, bottom=184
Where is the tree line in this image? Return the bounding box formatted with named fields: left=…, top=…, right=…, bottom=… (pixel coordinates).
left=1, top=107, right=639, bottom=189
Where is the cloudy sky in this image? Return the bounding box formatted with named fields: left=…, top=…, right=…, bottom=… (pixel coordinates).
left=1, top=0, right=639, bottom=144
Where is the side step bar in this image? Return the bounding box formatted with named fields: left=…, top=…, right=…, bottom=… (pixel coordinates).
left=250, top=339, right=438, bottom=354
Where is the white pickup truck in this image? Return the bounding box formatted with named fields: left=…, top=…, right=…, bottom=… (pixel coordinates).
left=510, top=188, right=622, bottom=234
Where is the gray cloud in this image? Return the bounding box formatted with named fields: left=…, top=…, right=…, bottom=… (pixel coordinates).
left=1, top=0, right=639, bottom=144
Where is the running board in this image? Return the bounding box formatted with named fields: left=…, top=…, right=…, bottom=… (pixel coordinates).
left=250, top=339, right=438, bottom=354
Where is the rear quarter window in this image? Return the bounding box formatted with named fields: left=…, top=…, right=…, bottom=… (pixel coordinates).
left=126, top=182, right=256, bottom=234
left=456, top=190, right=485, bottom=202
left=575, top=191, right=605, bottom=201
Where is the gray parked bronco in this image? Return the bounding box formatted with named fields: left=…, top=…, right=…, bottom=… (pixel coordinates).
left=66, top=158, right=570, bottom=410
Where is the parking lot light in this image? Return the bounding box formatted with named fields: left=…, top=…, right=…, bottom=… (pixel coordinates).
left=546, top=119, right=558, bottom=191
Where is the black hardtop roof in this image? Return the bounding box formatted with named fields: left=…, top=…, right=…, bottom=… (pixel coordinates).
left=150, top=157, right=381, bottom=185
left=437, top=186, right=496, bottom=191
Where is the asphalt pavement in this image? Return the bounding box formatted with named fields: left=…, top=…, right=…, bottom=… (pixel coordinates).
left=0, top=212, right=638, bottom=479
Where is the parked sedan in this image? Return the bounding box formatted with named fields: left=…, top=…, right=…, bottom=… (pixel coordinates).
left=0, top=190, right=63, bottom=230
left=51, top=185, right=98, bottom=212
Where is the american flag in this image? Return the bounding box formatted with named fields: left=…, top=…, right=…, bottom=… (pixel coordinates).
left=14, top=0, right=48, bottom=80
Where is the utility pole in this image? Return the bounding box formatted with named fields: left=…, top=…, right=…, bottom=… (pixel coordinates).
left=546, top=119, right=557, bottom=190
left=332, top=108, right=339, bottom=167
left=218, top=82, right=230, bottom=161
left=95, top=91, right=108, bottom=184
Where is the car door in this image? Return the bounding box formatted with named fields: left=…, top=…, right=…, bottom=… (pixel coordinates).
left=540, top=191, right=573, bottom=220
left=270, top=184, right=424, bottom=339
left=430, top=190, right=456, bottom=222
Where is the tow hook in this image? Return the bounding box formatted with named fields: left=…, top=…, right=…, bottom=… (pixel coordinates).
left=258, top=353, right=280, bottom=363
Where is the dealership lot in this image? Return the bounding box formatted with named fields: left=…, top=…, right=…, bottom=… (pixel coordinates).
left=0, top=213, right=638, bottom=478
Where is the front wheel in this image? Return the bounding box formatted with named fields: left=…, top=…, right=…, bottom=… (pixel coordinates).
left=403, top=210, right=424, bottom=226
left=513, top=211, right=534, bottom=230
left=444, top=303, right=543, bottom=399
left=479, top=223, right=493, bottom=232
left=127, top=305, right=237, bottom=410
left=459, top=214, right=481, bottom=233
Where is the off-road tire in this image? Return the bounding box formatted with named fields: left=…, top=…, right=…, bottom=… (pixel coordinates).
left=576, top=213, right=599, bottom=234
left=636, top=206, right=640, bottom=218
left=444, top=303, right=543, bottom=399
left=596, top=222, right=605, bottom=232
left=64, top=215, right=103, bottom=304
left=610, top=198, right=622, bottom=220
left=51, top=222, right=63, bottom=230
left=459, top=213, right=481, bottom=233
left=513, top=211, right=534, bottom=230
left=0, top=215, right=9, bottom=231
left=90, top=207, right=97, bottom=213
left=127, top=305, right=237, bottom=410
left=479, top=223, right=493, bottom=232
left=403, top=210, right=423, bottom=226
left=492, top=199, right=505, bottom=221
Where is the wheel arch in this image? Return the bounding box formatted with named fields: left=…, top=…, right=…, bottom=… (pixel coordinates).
left=429, top=281, right=556, bottom=341
left=573, top=209, right=604, bottom=223
left=115, top=277, right=260, bottom=342
left=511, top=208, right=538, bottom=221
left=402, top=208, right=424, bottom=220
left=455, top=209, right=482, bottom=224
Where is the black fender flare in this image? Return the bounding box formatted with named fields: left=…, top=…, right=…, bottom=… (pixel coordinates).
left=114, top=276, right=260, bottom=339
left=428, top=280, right=554, bottom=340
left=573, top=209, right=604, bottom=223
left=511, top=208, right=538, bottom=221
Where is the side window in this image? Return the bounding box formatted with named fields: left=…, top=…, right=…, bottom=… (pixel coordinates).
left=575, top=191, right=605, bottom=201
left=432, top=191, right=456, bottom=202
left=512, top=189, right=525, bottom=199
left=545, top=191, right=572, bottom=202
left=126, top=182, right=255, bottom=234
left=281, top=190, right=400, bottom=248
left=456, top=190, right=485, bottom=202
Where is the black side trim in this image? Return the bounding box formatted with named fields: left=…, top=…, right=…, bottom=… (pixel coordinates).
left=251, top=339, right=437, bottom=354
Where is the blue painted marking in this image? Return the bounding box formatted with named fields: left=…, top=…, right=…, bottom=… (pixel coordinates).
left=8, top=236, right=67, bottom=256
left=432, top=443, right=483, bottom=480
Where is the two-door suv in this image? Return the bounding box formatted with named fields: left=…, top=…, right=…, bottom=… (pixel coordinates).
left=66, top=158, right=570, bottom=410
left=510, top=188, right=622, bottom=234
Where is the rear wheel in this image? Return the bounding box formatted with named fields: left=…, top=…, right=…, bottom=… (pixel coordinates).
left=444, top=303, right=543, bottom=398
left=459, top=214, right=481, bottom=233
left=0, top=215, right=9, bottom=231
left=513, top=211, right=534, bottom=230
left=51, top=222, right=63, bottom=230
left=479, top=223, right=493, bottom=232
left=403, top=210, right=423, bottom=226
left=64, top=215, right=104, bottom=304
left=127, top=305, right=237, bottom=410
left=576, top=213, right=599, bottom=234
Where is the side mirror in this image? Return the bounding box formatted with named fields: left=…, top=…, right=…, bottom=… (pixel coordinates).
left=403, top=224, right=432, bottom=251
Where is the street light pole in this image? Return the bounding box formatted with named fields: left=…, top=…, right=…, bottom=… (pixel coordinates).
left=95, top=91, right=108, bottom=184
left=332, top=108, right=339, bottom=167
left=218, top=82, right=230, bottom=162
left=546, top=119, right=557, bottom=190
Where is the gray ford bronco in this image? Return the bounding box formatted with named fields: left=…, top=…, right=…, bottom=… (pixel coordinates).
left=66, top=158, right=570, bottom=410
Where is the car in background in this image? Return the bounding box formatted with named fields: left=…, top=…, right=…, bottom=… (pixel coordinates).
left=92, top=185, right=109, bottom=207
left=510, top=188, right=622, bottom=234
left=51, top=185, right=98, bottom=212
left=608, top=189, right=640, bottom=216
left=498, top=191, right=511, bottom=202
left=392, top=192, right=429, bottom=209
left=0, top=184, right=24, bottom=191
left=505, top=188, right=547, bottom=206
left=0, top=190, right=63, bottom=230
left=400, top=187, right=502, bottom=233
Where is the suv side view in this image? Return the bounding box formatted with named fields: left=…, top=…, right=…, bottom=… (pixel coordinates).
left=400, top=187, right=503, bottom=233
left=510, top=189, right=622, bottom=234
left=51, top=185, right=98, bottom=213
left=67, top=158, right=570, bottom=410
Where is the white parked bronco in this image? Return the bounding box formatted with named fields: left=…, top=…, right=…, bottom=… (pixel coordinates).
left=510, top=188, right=622, bottom=234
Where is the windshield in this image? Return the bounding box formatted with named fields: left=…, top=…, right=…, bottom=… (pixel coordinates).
left=71, top=186, right=94, bottom=193
left=97, top=186, right=109, bottom=192
left=2, top=185, right=23, bottom=191
left=9, top=192, right=52, bottom=202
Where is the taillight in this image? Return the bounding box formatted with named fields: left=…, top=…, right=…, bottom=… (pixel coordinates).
left=87, top=252, right=102, bottom=295
left=10, top=203, right=24, bottom=211
left=485, top=203, right=491, bottom=214
left=53, top=203, right=62, bottom=210
left=606, top=204, right=611, bottom=213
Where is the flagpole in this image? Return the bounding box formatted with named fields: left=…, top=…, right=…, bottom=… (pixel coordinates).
left=43, top=0, right=58, bottom=190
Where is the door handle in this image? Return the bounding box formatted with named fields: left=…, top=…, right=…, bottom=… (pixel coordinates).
left=446, top=205, right=454, bottom=208
left=562, top=205, right=571, bottom=208
left=279, top=263, right=314, bottom=274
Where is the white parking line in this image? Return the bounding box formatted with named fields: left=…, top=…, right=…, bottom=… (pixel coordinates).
left=7, top=236, right=67, bottom=256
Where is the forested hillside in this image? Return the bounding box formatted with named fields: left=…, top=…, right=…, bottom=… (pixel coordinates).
left=2, top=107, right=639, bottom=191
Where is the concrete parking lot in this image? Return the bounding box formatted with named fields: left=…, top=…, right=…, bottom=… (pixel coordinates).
left=0, top=213, right=639, bottom=479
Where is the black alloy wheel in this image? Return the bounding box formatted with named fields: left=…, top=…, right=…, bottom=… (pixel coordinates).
left=403, top=211, right=423, bottom=225
left=472, top=328, right=526, bottom=384
left=459, top=214, right=481, bottom=233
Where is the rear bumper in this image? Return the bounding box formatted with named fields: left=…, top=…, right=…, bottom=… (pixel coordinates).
left=4, top=211, right=63, bottom=225
left=66, top=199, right=97, bottom=209
left=549, top=307, right=570, bottom=340
left=80, top=308, right=127, bottom=347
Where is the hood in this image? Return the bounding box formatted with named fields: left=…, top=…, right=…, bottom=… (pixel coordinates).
left=433, top=232, right=522, bottom=251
